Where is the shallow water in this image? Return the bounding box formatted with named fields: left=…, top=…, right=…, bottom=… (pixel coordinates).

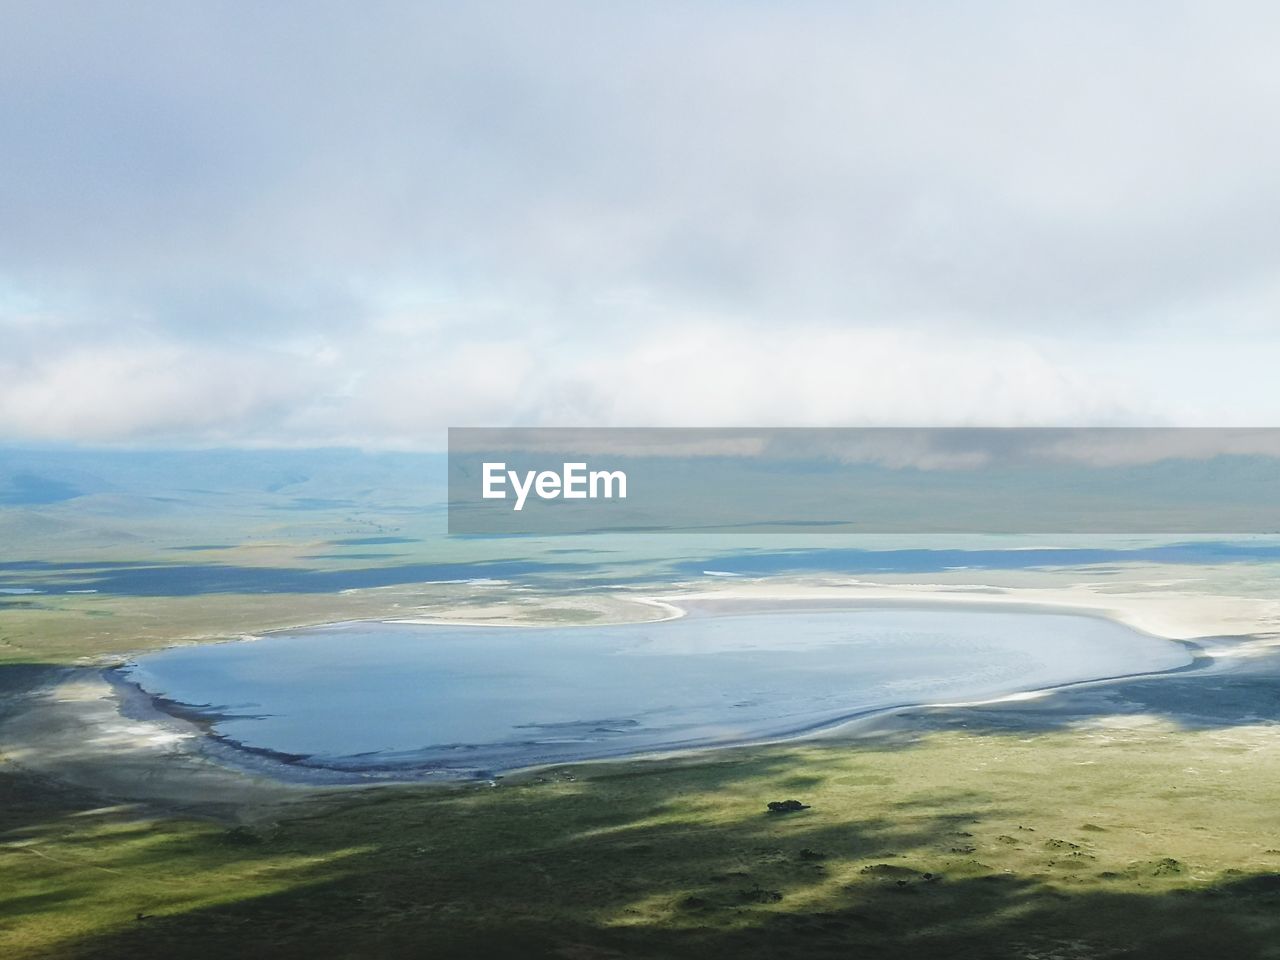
left=121, top=607, right=1191, bottom=779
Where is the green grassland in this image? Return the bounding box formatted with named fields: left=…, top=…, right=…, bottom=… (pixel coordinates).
left=4, top=698, right=1280, bottom=960
left=5, top=454, right=1280, bottom=957
left=5, top=556, right=1280, bottom=958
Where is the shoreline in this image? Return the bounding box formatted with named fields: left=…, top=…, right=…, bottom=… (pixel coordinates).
left=4, top=581, right=1268, bottom=811
left=126, top=598, right=1212, bottom=777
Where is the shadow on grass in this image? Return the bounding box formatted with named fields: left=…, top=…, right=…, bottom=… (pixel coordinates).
left=910, top=657, right=1280, bottom=741
left=4, top=749, right=1275, bottom=960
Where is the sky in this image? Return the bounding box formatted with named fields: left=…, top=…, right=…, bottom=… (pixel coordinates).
left=2, top=1, right=1280, bottom=447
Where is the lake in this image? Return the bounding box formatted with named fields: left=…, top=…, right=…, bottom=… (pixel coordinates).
left=118, top=605, right=1191, bottom=780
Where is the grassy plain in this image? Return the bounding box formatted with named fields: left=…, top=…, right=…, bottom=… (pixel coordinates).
left=5, top=690, right=1280, bottom=959
left=4, top=453, right=1280, bottom=957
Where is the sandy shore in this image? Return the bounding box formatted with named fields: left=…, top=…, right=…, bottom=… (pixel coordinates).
left=0, top=667, right=319, bottom=820
left=654, top=575, right=1280, bottom=647
left=3, top=575, right=1278, bottom=814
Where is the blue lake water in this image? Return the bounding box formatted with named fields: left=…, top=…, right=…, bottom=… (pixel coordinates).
left=120, top=607, right=1191, bottom=779
left=10, top=541, right=1280, bottom=597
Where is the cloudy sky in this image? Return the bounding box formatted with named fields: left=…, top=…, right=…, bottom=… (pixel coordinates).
left=3, top=1, right=1279, bottom=447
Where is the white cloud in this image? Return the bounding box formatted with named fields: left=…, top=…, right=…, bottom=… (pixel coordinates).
left=0, top=317, right=1156, bottom=446
left=0, top=340, right=323, bottom=442
left=1, top=1, right=1279, bottom=445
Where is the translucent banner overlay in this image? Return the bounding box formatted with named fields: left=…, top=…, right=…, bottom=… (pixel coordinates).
left=448, top=428, right=1280, bottom=535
